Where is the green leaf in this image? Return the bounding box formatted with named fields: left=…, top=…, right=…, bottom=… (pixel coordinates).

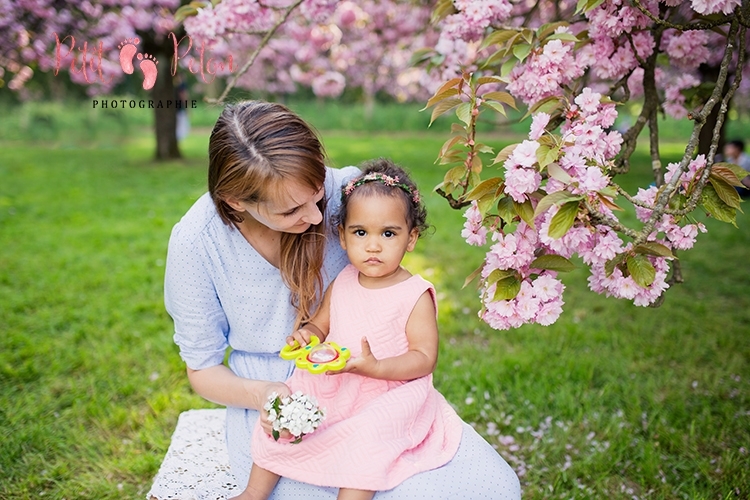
left=521, top=28, right=534, bottom=44
left=482, top=91, right=517, bottom=110
left=272, top=430, right=280, bottom=441
left=492, top=276, right=522, bottom=301
left=513, top=43, right=532, bottom=62
left=463, top=263, right=485, bottom=289
left=497, top=196, right=515, bottom=223
left=477, top=192, right=498, bottom=215
left=444, top=165, right=465, bottom=185
left=547, top=162, right=572, bottom=183
left=431, top=0, right=457, bottom=24
left=633, top=242, right=675, bottom=259
left=493, top=143, right=518, bottom=165
left=701, top=183, right=738, bottom=226
left=545, top=33, right=579, bottom=43
left=514, top=199, right=536, bottom=228
left=437, top=135, right=465, bottom=159
left=627, top=254, right=656, bottom=288
left=500, top=59, right=517, bottom=77
left=536, top=144, right=559, bottom=169
left=547, top=200, right=579, bottom=239
left=482, top=100, right=507, bottom=117
left=409, top=47, right=435, bottom=66
left=530, top=254, right=576, bottom=272
left=476, top=75, right=508, bottom=85
left=708, top=176, right=742, bottom=209
left=429, top=97, right=462, bottom=126
left=466, top=177, right=504, bottom=201
left=715, top=162, right=750, bottom=186
left=524, top=96, right=561, bottom=120
left=605, top=252, right=627, bottom=277
left=487, top=268, right=516, bottom=285
left=537, top=22, right=568, bottom=41
left=456, top=102, right=472, bottom=126
left=174, top=4, right=199, bottom=22
left=534, top=191, right=582, bottom=218
left=424, top=87, right=460, bottom=110
left=479, top=29, right=521, bottom=51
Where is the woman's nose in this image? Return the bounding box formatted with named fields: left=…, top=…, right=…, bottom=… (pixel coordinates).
left=302, top=203, right=323, bottom=225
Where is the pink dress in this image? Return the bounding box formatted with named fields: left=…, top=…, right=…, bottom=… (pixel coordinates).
left=251, top=264, right=463, bottom=491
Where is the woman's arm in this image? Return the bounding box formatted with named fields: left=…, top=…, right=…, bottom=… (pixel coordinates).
left=187, top=365, right=292, bottom=436
left=331, top=290, right=438, bottom=381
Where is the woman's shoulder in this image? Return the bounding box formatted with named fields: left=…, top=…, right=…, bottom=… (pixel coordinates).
left=169, top=192, right=225, bottom=247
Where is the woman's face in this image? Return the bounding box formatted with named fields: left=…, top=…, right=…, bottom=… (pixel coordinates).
left=228, top=181, right=325, bottom=234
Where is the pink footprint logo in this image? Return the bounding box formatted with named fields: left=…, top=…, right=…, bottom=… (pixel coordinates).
left=136, top=53, right=158, bottom=90
left=117, top=38, right=158, bottom=90
left=117, top=38, right=140, bottom=75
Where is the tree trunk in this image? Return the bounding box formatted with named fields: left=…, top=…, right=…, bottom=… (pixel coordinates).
left=139, top=30, right=182, bottom=160
left=697, top=64, right=728, bottom=158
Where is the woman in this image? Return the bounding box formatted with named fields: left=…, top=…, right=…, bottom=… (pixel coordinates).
left=164, top=101, right=521, bottom=499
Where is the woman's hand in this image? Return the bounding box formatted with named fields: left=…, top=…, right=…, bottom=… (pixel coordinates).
left=328, top=337, right=380, bottom=378
left=258, top=381, right=293, bottom=439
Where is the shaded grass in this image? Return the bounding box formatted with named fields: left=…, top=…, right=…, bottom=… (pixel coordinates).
left=1, top=126, right=749, bottom=499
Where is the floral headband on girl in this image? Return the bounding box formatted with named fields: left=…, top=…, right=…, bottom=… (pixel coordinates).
left=342, top=172, right=421, bottom=204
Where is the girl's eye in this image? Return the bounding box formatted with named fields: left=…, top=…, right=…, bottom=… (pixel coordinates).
left=282, top=207, right=300, bottom=217
left=355, top=229, right=366, bottom=237
left=383, top=230, right=395, bottom=238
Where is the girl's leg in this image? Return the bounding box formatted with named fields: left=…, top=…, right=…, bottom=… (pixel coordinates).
left=230, top=464, right=281, bottom=500
left=336, top=489, right=375, bottom=500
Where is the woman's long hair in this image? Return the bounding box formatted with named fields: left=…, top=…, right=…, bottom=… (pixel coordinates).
left=208, top=101, right=327, bottom=329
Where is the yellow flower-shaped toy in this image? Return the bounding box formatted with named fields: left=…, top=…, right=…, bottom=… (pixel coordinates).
left=279, top=335, right=351, bottom=374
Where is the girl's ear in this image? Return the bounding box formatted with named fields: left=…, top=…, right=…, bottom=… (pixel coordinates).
left=338, top=225, right=347, bottom=250
left=406, top=227, right=419, bottom=252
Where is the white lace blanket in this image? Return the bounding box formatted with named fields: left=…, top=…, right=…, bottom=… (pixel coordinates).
left=147, top=409, right=241, bottom=500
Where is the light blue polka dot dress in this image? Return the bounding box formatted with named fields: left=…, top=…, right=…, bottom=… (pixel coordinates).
left=164, top=166, right=521, bottom=499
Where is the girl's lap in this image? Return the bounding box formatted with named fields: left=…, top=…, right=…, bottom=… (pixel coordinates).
left=227, top=408, right=521, bottom=500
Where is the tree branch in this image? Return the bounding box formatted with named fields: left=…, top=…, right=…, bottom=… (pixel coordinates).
left=637, top=19, right=740, bottom=243
left=207, top=0, right=304, bottom=104
left=631, top=0, right=733, bottom=31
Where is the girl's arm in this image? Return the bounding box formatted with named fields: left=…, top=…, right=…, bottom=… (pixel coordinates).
left=331, top=290, right=438, bottom=381
left=286, top=282, right=333, bottom=346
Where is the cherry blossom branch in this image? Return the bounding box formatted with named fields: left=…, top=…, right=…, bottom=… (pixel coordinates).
left=637, top=19, right=740, bottom=243
left=631, top=0, right=733, bottom=31
left=679, top=23, right=745, bottom=215
left=583, top=198, right=640, bottom=239
left=208, top=0, right=304, bottom=104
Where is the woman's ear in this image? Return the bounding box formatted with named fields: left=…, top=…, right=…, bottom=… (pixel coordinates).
left=223, top=197, right=246, bottom=212
left=406, top=227, right=419, bottom=252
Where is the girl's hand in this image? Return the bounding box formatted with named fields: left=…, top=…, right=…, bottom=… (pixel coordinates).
left=259, top=382, right=292, bottom=439
left=285, top=327, right=315, bottom=348
left=328, top=337, right=380, bottom=378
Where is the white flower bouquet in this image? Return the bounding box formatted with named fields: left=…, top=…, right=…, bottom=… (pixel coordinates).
left=264, top=391, right=325, bottom=443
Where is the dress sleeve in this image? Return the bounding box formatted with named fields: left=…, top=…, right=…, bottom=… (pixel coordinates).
left=164, top=223, right=229, bottom=370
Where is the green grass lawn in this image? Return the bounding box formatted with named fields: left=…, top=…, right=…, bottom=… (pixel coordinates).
left=1, top=124, right=749, bottom=499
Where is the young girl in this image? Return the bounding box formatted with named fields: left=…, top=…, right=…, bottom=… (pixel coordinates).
left=235, top=159, right=463, bottom=500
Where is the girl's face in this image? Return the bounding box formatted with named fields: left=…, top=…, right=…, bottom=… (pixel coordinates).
left=227, top=181, right=324, bottom=234
left=338, top=193, right=418, bottom=286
